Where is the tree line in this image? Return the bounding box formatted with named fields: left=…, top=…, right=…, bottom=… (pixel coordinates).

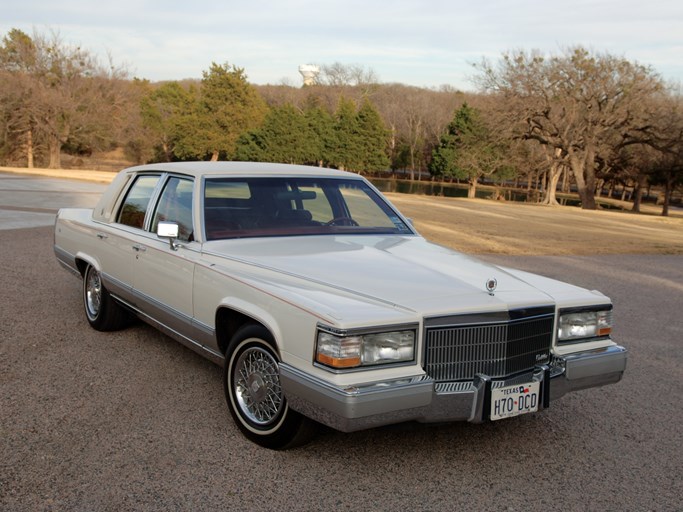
left=1, top=28, right=681, bottom=214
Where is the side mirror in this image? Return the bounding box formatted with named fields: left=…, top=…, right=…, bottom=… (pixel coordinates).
left=157, top=221, right=180, bottom=250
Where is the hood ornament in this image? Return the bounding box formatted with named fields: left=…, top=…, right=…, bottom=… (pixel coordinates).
left=485, top=277, right=498, bottom=296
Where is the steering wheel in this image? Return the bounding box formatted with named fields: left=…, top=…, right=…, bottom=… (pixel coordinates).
left=325, top=216, right=359, bottom=226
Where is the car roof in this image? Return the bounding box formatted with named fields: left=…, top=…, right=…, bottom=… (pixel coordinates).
left=121, top=161, right=359, bottom=179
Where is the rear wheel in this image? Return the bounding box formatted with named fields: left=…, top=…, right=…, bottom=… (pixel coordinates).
left=224, top=324, right=316, bottom=449
left=83, top=264, right=129, bottom=331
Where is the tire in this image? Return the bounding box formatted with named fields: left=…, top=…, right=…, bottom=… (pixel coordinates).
left=83, top=264, right=129, bottom=331
left=223, top=324, right=316, bottom=449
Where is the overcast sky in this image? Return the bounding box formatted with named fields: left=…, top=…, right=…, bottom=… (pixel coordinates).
left=3, top=0, right=682, bottom=90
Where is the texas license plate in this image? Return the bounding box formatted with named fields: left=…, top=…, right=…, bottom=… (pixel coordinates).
left=490, top=381, right=540, bottom=421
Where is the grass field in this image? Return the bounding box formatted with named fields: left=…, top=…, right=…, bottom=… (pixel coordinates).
left=388, top=193, right=683, bottom=255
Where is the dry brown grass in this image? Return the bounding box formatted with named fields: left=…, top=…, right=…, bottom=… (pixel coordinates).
left=387, top=193, right=683, bottom=255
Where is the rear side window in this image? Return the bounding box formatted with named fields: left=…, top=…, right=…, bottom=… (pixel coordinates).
left=117, top=175, right=161, bottom=228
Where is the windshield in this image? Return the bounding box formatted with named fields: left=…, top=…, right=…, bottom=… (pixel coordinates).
left=203, top=176, right=414, bottom=240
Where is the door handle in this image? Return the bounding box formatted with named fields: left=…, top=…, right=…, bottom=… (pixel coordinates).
left=132, top=244, right=147, bottom=252
left=96, top=232, right=108, bottom=239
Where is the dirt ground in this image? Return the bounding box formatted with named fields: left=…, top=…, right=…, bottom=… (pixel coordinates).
left=387, top=192, right=683, bottom=255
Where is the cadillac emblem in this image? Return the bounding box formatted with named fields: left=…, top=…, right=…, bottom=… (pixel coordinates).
left=485, top=277, right=498, bottom=295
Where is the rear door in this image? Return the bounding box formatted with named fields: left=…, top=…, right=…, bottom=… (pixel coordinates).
left=96, top=173, right=162, bottom=304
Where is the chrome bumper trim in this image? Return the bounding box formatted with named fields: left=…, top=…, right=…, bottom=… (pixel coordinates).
left=549, top=344, right=628, bottom=400
left=280, top=344, right=627, bottom=433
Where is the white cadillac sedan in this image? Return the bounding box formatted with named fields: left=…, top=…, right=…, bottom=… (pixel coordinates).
left=54, top=162, right=627, bottom=449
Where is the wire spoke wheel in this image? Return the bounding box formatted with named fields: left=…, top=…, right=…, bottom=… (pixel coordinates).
left=224, top=324, right=317, bottom=449
left=85, top=268, right=102, bottom=319
left=82, top=264, right=129, bottom=331
left=233, top=346, right=284, bottom=426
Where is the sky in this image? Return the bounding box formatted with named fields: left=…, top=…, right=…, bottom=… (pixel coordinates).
left=2, top=0, right=682, bottom=90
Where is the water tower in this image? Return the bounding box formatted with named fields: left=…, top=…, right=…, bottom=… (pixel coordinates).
left=298, top=64, right=320, bottom=86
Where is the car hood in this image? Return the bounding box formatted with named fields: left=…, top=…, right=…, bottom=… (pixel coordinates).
left=202, top=236, right=592, bottom=320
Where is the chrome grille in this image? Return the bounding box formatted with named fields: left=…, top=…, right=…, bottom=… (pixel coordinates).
left=424, top=307, right=554, bottom=381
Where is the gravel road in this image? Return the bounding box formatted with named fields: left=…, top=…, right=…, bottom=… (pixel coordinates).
left=1, top=224, right=682, bottom=511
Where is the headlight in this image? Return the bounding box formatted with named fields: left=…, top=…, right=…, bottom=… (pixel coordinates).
left=558, top=307, right=612, bottom=343
left=316, top=326, right=416, bottom=369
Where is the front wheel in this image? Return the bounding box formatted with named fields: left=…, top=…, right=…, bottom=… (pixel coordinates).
left=224, top=324, right=316, bottom=449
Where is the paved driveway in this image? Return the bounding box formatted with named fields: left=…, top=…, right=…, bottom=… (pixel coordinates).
left=0, top=172, right=105, bottom=230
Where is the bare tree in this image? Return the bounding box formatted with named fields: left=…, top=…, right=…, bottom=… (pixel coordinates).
left=644, top=92, right=683, bottom=215
left=0, top=28, right=129, bottom=168
left=317, top=62, right=379, bottom=88
left=373, top=84, right=464, bottom=179
left=538, top=147, right=567, bottom=205
left=475, top=47, right=664, bottom=209
left=0, top=30, right=42, bottom=166
left=0, top=70, right=38, bottom=165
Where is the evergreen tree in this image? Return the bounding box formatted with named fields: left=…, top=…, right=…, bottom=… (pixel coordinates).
left=303, top=105, right=335, bottom=166
left=140, top=81, right=197, bottom=162
left=429, top=103, right=511, bottom=197
left=195, top=62, right=267, bottom=160
left=356, top=99, right=390, bottom=173
left=264, top=104, right=311, bottom=163
left=330, top=97, right=361, bottom=171
left=235, top=104, right=311, bottom=163
left=234, top=129, right=266, bottom=162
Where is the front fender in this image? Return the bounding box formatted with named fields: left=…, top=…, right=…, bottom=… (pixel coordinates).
left=216, top=297, right=284, bottom=351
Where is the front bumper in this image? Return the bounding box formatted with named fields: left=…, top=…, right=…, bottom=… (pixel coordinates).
left=280, top=345, right=627, bottom=433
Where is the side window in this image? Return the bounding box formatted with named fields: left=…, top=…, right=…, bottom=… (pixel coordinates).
left=151, top=177, right=194, bottom=242
left=117, top=175, right=161, bottom=228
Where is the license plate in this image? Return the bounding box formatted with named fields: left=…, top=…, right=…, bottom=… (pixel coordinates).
left=490, top=381, right=540, bottom=421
